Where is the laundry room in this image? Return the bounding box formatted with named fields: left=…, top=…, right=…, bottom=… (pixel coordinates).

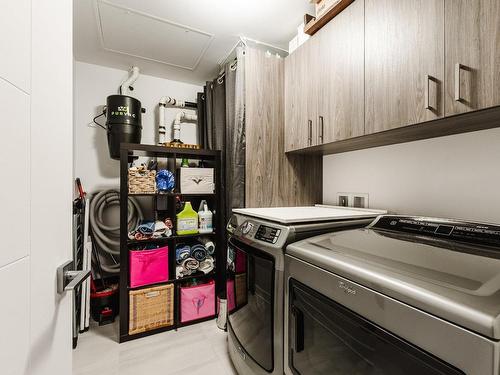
left=2, top=1, right=500, bottom=375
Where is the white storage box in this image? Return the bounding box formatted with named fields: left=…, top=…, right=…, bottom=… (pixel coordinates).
left=179, top=168, right=214, bottom=194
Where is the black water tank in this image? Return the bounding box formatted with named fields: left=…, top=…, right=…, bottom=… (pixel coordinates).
left=106, top=95, right=143, bottom=160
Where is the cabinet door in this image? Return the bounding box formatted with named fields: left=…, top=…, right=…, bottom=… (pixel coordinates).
left=318, top=0, right=365, bottom=143
left=445, top=0, right=500, bottom=115
left=284, top=41, right=318, bottom=152
left=365, top=0, right=444, bottom=134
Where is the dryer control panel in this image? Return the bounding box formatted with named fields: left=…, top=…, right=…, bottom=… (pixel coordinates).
left=255, top=225, right=282, bottom=244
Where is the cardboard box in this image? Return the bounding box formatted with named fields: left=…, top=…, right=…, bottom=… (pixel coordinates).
left=179, top=167, right=214, bottom=194
left=315, top=0, right=341, bottom=19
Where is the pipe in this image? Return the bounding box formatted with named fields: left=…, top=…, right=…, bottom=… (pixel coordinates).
left=158, top=96, right=198, bottom=144
left=160, top=96, right=197, bottom=109
left=173, top=111, right=198, bottom=142
left=120, top=66, right=140, bottom=95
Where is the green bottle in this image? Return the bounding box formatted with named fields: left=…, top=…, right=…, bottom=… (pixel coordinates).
left=176, top=202, right=198, bottom=235
left=181, top=158, right=189, bottom=167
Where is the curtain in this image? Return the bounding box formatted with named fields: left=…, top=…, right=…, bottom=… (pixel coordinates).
left=205, top=46, right=246, bottom=221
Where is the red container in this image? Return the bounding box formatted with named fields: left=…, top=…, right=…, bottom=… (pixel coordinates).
left=180, top=280, right=216, bottom=323
left=129, top=246, right=169, bottom=288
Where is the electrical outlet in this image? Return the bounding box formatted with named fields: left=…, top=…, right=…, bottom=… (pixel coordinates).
left=352, top=193, right=369, bottom=208
left=338, top=194, right=349, bottom=207
left=337, top=193, right=369, bottom=208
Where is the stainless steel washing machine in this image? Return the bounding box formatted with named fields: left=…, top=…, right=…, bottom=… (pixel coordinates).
left=225, top=206, right=386, bottom=375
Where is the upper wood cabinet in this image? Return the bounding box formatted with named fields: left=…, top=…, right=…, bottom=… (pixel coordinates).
left=364, top=0, right=445, bottom=134
left=445, top=0, right=500, bottom=116
left=284, top=38, right=319, bottom=152
left=284, top=0, right=500, bottom=155
left=318, top=0, right=364, bottom=143
left=285, top=1, right=364, bottom=151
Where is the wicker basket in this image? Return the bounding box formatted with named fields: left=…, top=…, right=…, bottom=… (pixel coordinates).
left=129, top=284, right=174, bottom=335
left=235, top=273, right=247, bottom=306
left=128, top=166, right=157, bottom=194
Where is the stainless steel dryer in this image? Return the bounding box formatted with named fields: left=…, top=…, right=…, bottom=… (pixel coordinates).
left=285, top=215, right=500, bottom=375
left=225, top=206, right=386, bottom=375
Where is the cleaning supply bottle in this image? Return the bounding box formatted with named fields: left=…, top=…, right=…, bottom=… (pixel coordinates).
left=176, top=202, right=198, bottom=235
left=198, top=200, right=213, bottom=234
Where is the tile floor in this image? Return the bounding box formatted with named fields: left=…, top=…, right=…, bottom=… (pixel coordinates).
left=73, top=319, right=237, bottom=375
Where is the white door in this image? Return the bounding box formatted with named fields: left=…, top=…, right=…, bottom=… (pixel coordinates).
left=0, top=0, right=74, bottom=374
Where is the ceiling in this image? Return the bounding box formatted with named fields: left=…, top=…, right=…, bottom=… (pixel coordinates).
left=74, top=0, right=314, bottom=85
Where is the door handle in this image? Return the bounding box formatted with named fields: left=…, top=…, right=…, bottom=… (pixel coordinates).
left=292, top=306, right=305, bottom=353
left=318, top=116, right=324, bottom=144
left=57, top=260, right=91, bottom=294
left=307, top=120, right=313, bottom=146
left=455, top=63, right=465, bottom=102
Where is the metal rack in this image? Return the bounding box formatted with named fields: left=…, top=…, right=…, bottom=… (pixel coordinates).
left=119, top=143, right=224, bottom=343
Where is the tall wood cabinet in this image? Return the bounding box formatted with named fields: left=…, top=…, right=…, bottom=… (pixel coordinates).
left=246, top=47, right=322, bottom=207
left=365, top=0, right=445, bottom=133
left=445, top=0, right=500, bottom=116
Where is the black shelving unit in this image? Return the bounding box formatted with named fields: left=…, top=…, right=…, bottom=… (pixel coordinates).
left=119, top=143, right=224, bottom=343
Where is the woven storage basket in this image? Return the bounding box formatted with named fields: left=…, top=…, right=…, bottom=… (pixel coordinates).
left=129, top=284, right=174, bottom=335
left=128, top=166, right=157, bottom=194
left=235, top=273, right=247, bottom=306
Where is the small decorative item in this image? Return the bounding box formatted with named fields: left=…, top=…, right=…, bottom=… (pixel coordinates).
left=156, top=169, right=175, bottom=192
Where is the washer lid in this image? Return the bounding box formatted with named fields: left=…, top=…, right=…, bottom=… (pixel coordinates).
left=287, top=216, right=500, bottom=340
left=232, top=205, right=386, bottom=224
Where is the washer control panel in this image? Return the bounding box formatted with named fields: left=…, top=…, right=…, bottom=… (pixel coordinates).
left=255, top=225, right=282, bottom=244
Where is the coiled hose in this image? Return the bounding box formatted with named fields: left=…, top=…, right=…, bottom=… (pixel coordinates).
left=89, top=190, right=143, bottom=274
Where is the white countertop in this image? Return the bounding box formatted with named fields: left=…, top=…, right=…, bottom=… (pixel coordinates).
left=232, top=205, right=386, bottom=224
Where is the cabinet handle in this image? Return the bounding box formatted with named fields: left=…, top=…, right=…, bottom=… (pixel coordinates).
left=292, top=306, right=305, bottom=353
left=308, top=120, right=313, bottom=146
left=424, top=75, right=432, bottom=110
left=318, top=116, right=324, bottom=144
left=455, top=63, right=464, bottom=102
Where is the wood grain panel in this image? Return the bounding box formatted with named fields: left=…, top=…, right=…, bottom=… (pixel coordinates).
left=365, top=0, right=445, bottom=133
left=445, top=0, right=500, bottom=116
left=246, top=47, right=322, bottom=208
left=318, top=0, right=365, bottom=143
left=284, top=40, right=319, bottom=152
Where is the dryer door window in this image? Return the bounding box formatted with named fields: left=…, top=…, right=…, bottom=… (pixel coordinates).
left=288, top=279, right=465, bottom=375
left=227, top=239, right=275, bottom=372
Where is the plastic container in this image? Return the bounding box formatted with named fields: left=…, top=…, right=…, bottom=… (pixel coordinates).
left=198, top=200, right=213, bottom=234
left=180, top=280, right=216, bottom=323
left=177, top=202, right=198, bottom=235
left=129, top=246, right=169, bottom=288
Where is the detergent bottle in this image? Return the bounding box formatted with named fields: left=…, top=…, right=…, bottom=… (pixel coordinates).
left=198, top=200, right=213, bottom=234
left=176, top=202, right=198, bottom=235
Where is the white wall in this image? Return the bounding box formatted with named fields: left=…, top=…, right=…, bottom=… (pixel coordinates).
left=0, top=0, right=31, bottom=373
left=323, top=127, right=500, bottom=224
left=74, top=61, right=203, bottom=193
left=1, top=0, right=74, bottom=374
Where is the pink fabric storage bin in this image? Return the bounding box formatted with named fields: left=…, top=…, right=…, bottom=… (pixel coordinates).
left=180, top=280, right=216, bottom=323
left=129, top=246, right=169, bottom=288
left=235, top=249, right=246, bottom=273
left=227, top=279, right=236, bottom=312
